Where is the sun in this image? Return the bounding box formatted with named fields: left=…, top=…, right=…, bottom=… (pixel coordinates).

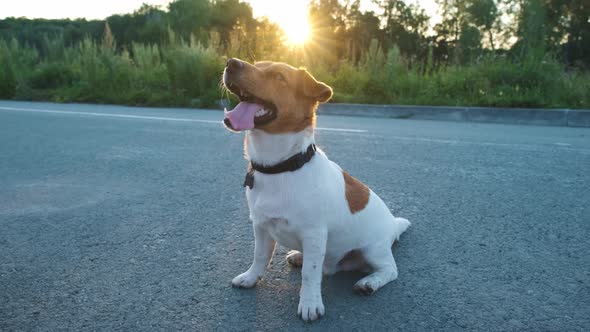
left=282, top=19, right=311, bottom=46
left=249, top=0, right=311, bottom=46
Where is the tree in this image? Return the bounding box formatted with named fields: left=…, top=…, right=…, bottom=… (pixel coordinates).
left=308, top=0, right=349, bottom=66
left=466, top=0, right=499, bottom=50
left=562, top=0, right=590, bottom=67
left=515, top=0, right=547, bottom=57
left=210, top=0, right=254, bottom=53
left=167, top=0, right=211, bottom=43
left=373, top=0, right=430, bottom=67
left=346, top=1, right=382, bottom=62
left=434, top=0, right=503, bottom=63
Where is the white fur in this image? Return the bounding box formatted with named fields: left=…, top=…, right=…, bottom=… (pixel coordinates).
left=232, top=128, right=410, bottom=322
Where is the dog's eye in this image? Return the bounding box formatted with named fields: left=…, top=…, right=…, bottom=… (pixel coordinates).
left=275, top=73, right=285, bottom=81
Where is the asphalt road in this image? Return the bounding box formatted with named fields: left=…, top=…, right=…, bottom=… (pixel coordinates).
left=1, top=101, right=589, bottom=331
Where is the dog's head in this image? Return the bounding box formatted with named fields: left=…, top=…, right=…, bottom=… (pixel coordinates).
left=222, top=58, right=332, bottom=133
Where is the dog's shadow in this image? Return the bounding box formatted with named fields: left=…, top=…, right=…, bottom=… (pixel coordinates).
left=226, top=244, right=410, bottom=327
left=267, top=248, right=380, bottom=304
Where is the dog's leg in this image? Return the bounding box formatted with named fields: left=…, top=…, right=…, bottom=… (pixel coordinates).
left=353, top=242, right=398, bottom=295
left=286, top=250, right=303, bottom=267
left=298, top=230, right=327, bottom=322
left=232, top=224, right=276, bottom=288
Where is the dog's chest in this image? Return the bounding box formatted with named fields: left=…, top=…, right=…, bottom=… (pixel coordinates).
left=246, top=171, right=318, bottom=250
left=263, top=218, right=302, bottom=251
left=247, top=188, right=305, bottom=250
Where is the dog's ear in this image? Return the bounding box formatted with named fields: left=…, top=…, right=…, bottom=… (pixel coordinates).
left=298, top=69, right=333, bottom=103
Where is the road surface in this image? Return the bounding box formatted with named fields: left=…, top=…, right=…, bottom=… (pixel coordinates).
left=1, top=101, right=589, bottom=331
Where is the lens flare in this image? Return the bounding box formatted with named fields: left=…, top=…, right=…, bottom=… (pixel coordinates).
left=283, top=19, right=311, bottom=45
left=250, top=0, right=311, bottom=46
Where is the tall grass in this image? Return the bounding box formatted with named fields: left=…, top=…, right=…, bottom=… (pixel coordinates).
left=0, top=33, right=225, bottom=107
left=0, top=39, right=39, bottom=99
left=0, top=35, right=588, bottom=109
left=323, top=42, right=590, bottom=108
left=164, top=37, right=225, bottom=107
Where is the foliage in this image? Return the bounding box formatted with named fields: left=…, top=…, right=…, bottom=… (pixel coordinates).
left=323, top=44, right=589, bottom=108
left=0, top=39, right=39, bottom=99
left=0, top=33, right=225, bottom=106
left=0, top=0, right=588, bottom=109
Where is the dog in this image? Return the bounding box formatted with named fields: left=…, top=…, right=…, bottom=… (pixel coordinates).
left=222, top=58, right=410, bottom=322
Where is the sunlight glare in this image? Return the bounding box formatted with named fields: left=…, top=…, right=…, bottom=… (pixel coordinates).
left=282, top=17, right=311, bottom=46
left=250, top=0, right=311, bottom=46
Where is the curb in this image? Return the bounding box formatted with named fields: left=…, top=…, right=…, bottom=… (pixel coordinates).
left=317, top=103, right=590, bottom=128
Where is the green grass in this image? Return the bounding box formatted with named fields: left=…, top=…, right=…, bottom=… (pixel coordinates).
left=318, top=44, right=590, bottom=109
left=0, top=37, right=588, bottom=109
left=0, top=36, right=225, bottom=108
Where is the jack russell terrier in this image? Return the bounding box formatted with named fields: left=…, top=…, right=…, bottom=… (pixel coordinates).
left=222, top=58, right=410, bottom=321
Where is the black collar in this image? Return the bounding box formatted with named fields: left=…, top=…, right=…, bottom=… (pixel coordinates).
left=244, top=144, right=316, bottom=188
left=252, top=144, right=316, bottom=174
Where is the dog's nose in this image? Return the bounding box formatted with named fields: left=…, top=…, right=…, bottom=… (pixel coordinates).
left=226, top=58, right=243, bottom=71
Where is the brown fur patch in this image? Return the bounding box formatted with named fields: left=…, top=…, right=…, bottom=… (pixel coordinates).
left=250, top=62, right=321, bottom=134
left=343, top=171, right=370, bottom=214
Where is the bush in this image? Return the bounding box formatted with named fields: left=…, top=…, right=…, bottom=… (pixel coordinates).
left=0, top=39, right=38, bottom=99
left=0, top=52, right=17, bottom=98
left=164, top=40, right=225, bottom=107
left=0, top=35, right=588, bottom=109
left=30, top=62, right=75, bottom=89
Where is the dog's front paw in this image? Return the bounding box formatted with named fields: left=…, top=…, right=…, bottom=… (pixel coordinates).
left=231, top=271, right=261, bottom=288
left=297, top=295, right=325, bottom=322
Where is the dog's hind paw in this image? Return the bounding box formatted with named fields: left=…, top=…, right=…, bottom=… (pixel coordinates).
left=353, top=273, right=390, bottom=296
left=353, top=282, right=376, bottom=295
left=286, top=250, right=303, bottom=267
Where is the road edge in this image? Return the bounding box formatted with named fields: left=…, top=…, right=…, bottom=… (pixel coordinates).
left=2, top=99, right=589, bottom=128
left=317, top=103, right=590, bottom=127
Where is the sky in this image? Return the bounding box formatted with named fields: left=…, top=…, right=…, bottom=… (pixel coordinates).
left=0, top=0, right=441, bottom=37
left=0, top=0, right=172, bottom=20
left=0, top=0, right=438, bottom=21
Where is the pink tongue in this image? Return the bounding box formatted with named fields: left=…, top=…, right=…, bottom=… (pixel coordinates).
left=224, top=102, right=261, bottom=131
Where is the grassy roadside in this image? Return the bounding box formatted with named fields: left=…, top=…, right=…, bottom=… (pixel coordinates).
left=1, top=37, right=589, bottom=109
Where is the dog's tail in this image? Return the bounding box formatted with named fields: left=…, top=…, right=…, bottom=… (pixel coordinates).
left=392, top=217, right=411, bottom=243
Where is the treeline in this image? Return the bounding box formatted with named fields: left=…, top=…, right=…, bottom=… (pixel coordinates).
left=0, top=0, right=588, bottom=108
left=0, top=1, right=282, bottom=63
